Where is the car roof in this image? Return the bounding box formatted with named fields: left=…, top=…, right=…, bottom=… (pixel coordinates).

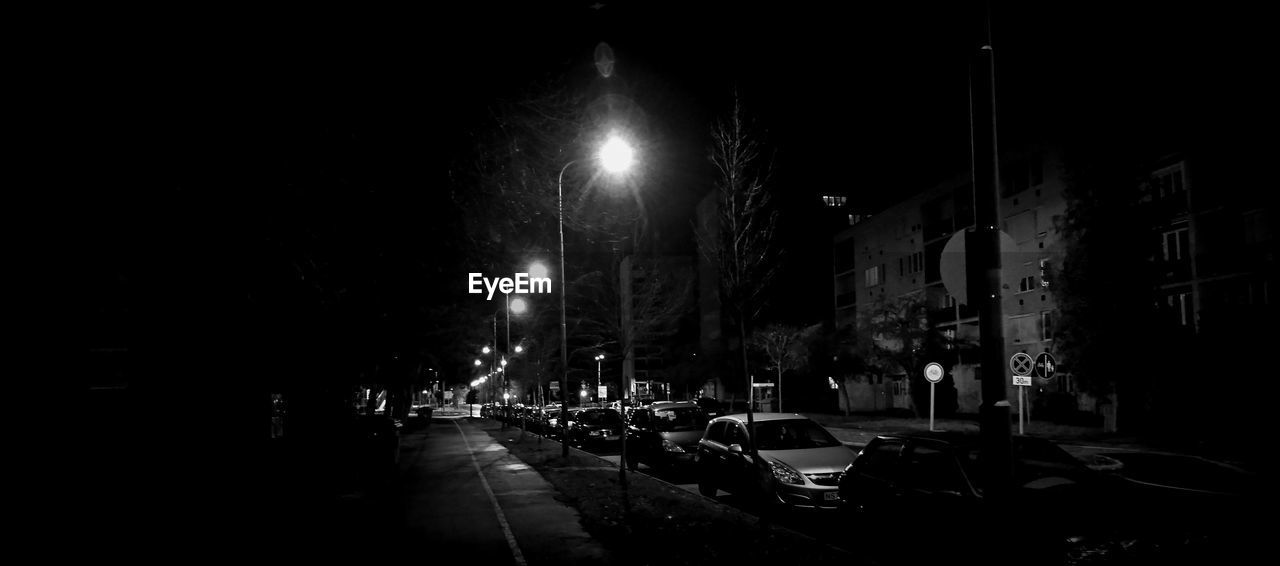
left=647, top=402, right=698, bottom=410
left=871, top=431, right=1065, bottom=450
left=712, top=412, right=814, bottom=424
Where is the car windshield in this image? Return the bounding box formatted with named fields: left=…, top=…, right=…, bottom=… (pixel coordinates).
left=652, top=407, right=708, bottom=432
left=577, top=409, right=621, bottom=426
left=751, top=420, right=842, bottom=450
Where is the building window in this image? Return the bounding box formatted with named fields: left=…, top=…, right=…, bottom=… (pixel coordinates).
left=865, top=265, right=882, bottom=287
left=1010, top=314, right=1038, bottom=344
left=1040, top=311, right=1054, bottom=341
left=1018, top=275, right=1038, bottom=293
left=1153, top=165, right=1185, bottom=199
left=823, top=195, right=847, bottom=208
left=1162, top=227, right=1190, bottom=262
left=1243, top=209, right=1272, bottom=246
left=1166, top=291, right=1193, bottom=327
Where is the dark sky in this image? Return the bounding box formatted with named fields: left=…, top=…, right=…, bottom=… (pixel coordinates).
left=65, top=1, right=1268, bottom=342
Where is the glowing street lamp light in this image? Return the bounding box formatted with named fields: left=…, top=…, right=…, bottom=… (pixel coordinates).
left=514, top=345, right=524, bottom=354
left=482, top=345, right=491, bottom=355
left=509, top=297, right=528, bottom=315
left=528, top=262, right=549, bottom=281
left=474, top=359, right=482, bottom=367
left=599, top=134, right=635, bottom=174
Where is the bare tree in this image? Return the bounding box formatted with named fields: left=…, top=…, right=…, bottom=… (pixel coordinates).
left=749, top=323, right=817, bottom=413
left=699, top=93, right=781, bottom=500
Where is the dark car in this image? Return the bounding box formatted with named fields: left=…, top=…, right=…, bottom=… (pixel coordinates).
left=626, top=401, right=709, bottom=471
left=544, top=406, right=581, bottom=439
left=695, top=413, right=856, bottom=509
left=837, top=432, right=1116, bottom=560
left=693, top=397, right=723, bottom=418
left=566, top=408, right=624, bottom=448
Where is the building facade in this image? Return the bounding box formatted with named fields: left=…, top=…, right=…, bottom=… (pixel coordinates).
left=834, top=146, right=1274, bottom=420
left=834, top=146, right=1071, bottom=415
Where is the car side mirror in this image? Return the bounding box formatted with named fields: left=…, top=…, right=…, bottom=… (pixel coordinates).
left=728, top=443, right=744, bottom=455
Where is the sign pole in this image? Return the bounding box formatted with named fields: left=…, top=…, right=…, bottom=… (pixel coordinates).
left=1018, top=386, right=1024, bottom=435
left=930, top=381, right=936, bottom=432
left=923, top=362, right=944, bottom=432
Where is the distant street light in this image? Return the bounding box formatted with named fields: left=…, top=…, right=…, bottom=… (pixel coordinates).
left=474, top=359, right=482, bottom=367
left=556, top=133, right=637, bottom=458
left=510, top=297, right=528, bottom=315
left=595, top=354, right=605, bottom=407
left=482, top=346, right=491, bottom=354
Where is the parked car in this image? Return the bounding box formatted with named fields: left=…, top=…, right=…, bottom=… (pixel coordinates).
left=695, top=413, right=856, bottom=509
left=626, top=401, right=709, bottom=471
left=544, top=406, right=579, bottom=439
left=566, top=407, right=624, bottom=448
left=693, top=397, right=723, bottom=418
left=836, top=431, right=1117, bottom=560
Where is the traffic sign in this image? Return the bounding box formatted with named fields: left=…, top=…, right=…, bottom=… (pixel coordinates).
left=1013, top=375, right=1032, bottom=386
left=924, top=362, right=944, bottom=383
left=1009, top=352, right=1034, bottom=376
left=1035, top=353, right=1057, bottom=379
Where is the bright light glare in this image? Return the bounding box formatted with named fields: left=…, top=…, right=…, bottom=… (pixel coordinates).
left=515, top=345, right=524, bottom=353
left=470, top=380, right=478, bottom=387
left=528, top=262, right=549, bottom=280
left=501, top=359, right=508, bottom=367
left=599, top=135, right=635, bottom=173
left=510, top=297, right=528, bottom=314
left=474, top=359, right=482, bottom=367
left=580, top=390, right=588, bottom=397
left=504, top=393, right=510, bottom=400
left=482, top=346, right=491, bottom=354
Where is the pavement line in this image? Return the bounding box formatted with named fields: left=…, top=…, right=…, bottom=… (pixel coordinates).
left=455, top=421, right=527, bottom=566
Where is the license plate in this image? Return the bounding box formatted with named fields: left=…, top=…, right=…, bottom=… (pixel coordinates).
left=823, top=491, right=840, bottom=501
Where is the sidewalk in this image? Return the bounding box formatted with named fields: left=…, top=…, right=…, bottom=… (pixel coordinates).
left=400, top=416, right=610, bottom=565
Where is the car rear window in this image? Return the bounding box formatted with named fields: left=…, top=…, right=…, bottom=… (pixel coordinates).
left=652, top=407, right=709, bottom=432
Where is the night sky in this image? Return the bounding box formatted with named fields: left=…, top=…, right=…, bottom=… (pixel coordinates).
left=68, top=0, right=1267, bottom=364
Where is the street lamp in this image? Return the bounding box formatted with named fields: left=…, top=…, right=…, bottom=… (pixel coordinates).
left=556, top=133, right=637, bottom=457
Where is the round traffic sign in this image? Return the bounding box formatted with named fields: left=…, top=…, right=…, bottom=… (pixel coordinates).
left=924, top=362, right=944, bottom=383
left=1035, top=353, right=1057, bottom=379
left=1009, top=353, right=1034, bottom=376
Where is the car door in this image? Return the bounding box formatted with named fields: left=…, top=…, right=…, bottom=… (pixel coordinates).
left=896, top=442, right=974, bottom=522
left=843, top=437, right=906, bottom=513
left=721, top=421, right=754, bottom=493
left=699, top=421, right=730, bottom=476
left=629, top=409, right=654, bottom=461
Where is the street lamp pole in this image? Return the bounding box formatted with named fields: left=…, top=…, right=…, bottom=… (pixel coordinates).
left=557, top=159, right=577, bottom=458
left=595, top=354, right=605, bottom=407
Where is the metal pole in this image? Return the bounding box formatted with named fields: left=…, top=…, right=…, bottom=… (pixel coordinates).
left=969, top=0, right=1014, bottom=555
left=930, top=381, right=936, bottom=432
left=558, top=160, right=577, bottom=458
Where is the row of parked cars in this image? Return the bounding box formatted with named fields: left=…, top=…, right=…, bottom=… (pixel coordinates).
left=482, top=398, right=1255, bottom=556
